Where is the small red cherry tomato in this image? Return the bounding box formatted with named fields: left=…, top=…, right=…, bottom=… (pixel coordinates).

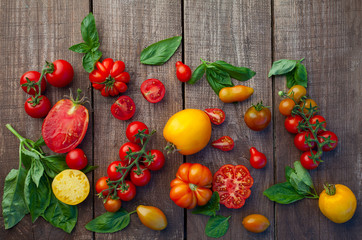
left=175, top=61, right=192, bottom=82
left=294, top=131, right=316, bottom=151
left=119, top=142, right=142, bottom=163
left=309, top=115, right=327, bottom=133
left=111, top=96, right=136, bottom=120
left=144, top=150, right=165, bottom=171
left=204, top=108, right=225, bottom=125
left=24, top=95, right=51, bottom=118
left=284, top=115, right=304, bottom=134
left=249, top=147, right=267, bottom=169
left=20, top=71, right=46, bottom=95
left=126, top=121, right=149, bottom=144
left=130, top=164, right=151, bottom=187
left=140, top=78, right=165, bottom=103
left=103, top=198, right=121, bottom=212
left=65, top=148, right=88, bottom=170
left=95, top=176, right=110, bottom=197
left=211, top=136, right=234, bottom=151
left=107, top=161, right=128, bottom=181
left=300, top=150, right=320, bottom=170
left=45, top=59, right=74, bottom=87
left=317, top=131, right=338, bottom=152
left=117, top=180, right=137, bottom=201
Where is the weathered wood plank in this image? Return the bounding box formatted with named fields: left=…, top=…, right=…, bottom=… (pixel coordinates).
left=184, top=0, right=273, bottom=239
left=92, top=0, right=183, bottom=239
left=0, top=0, right=92, bottom=239
left=273, top=0, right=362, bottom=239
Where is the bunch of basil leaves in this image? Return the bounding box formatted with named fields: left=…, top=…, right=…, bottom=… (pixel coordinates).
left=268, top=58, right=308, bottom=88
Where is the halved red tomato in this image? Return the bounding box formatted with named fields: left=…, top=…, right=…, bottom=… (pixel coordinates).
left=212, top=164, right=253, bottom=209
left=140, top=78, right=165, bottom=103
left=111, top=96, right=136, bottom=120
left=42, top=90, right=89, bottom=153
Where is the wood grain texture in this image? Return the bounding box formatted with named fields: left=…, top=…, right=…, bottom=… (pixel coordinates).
left=92, top=0, right=183, bottom=239
left=184, top=0, right=273, bottom=239
left=273, top=0, right=362, bottom=239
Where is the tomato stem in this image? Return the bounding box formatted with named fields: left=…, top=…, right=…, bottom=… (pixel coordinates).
left=323, top=183, right=336, bottom=196
left=129, top=210, right=137, bottom=215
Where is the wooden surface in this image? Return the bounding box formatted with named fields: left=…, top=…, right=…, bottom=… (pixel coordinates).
left=0, top=0, right=360, bottom=239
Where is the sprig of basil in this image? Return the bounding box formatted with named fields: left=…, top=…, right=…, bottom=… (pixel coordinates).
left=41, top=155, right=69, bottom=179
left=188, top=64, right=206, bottom=84
left=268, top=58, right=308, bottom=88
left=206, top=65, right=234, bottom=95
left=205, top=215, right=231, bottom=238
left=212, top=60, right=256, bottom=81
left=82, top=164, right=99, bottom=174
left=192, top=192, right=220, bottom=216
left=85, top=209, right=131, bottom=233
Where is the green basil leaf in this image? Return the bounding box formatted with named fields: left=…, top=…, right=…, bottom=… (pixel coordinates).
left=263, top=182, right=305, bottom=204
left=188, top=64, right=206, bottom=84
left=285, top=166, right=295, bottom=182
left=192, top=192, right=220, bottom=216
left=289, top=172, right=312, bottom=195
left=293, top=161, right=313, bottom=188
left=30, top=159, right=44, bottom=187
left=21, top=147, right=39, bottom=160
left=34, top=136, right=46, bottom=147
left=81, top=13, right=99, bottom=45
left=69, top=42, right=91, bottom=53
left=83, top=50, right=102, bottom=73
left=20, top=145, right=32, bottom=170
left=205, top=215, right=230, bottom=238
left=213, top=60, right=255, bottom=81
left=41, top=155, right=68, bottom=179
left=2, top=168, right=29, bottom=229
left=24, top=173, right=51, bottom=222
left=293, top=63, right=308, bottom=87
left=140, top=36, right=182, bottom=65
left=91, top=42, right=100, bottom=52
left=268, top=59, right=297, bottom=77
left=205, top=65, right=233, bottom=95
left=85, top=209, right=130, bottom=233
left=286, top=70, right=296, bottom=89
left=82, top=165, right=98, bottom=174
left=42, top=192, right=78, bottom=233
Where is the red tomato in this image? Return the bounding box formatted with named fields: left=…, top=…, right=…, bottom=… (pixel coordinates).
left=213, top=165, right=253, bottom=209
left=284, top=115, right=304, bottom=134
left=175, top=61, right=192, bottom=82
left=65, top=148, right=88, bottom=170
left=294, top=131, right=316, bottom=152
left=95, top=176, right=110, bottom=197
left=130, top=164, right=151, bottom=187
left=107, top=161, right=128, bottom=181
left=20, top=71, right=46, bottom=95
left=24, top=95, right=51, bottom=118
left=111, top=96, right=136, bottom=120
left=140, top=78, right=165, bottom=103
left=249, top=147, right=267, bottom=169
left=300, top=150, right=320, bottom=170
left=144, top=149, right=165, bottom=171
left=211, top=136, right=234, bottom=151
left=42, top=94, right=89, bottom=153
left=103, top=198, right=121, bottom=212
left=126, top=121, right=149, bottom=144
left=318, top=131, right=338, bottom=152
left=117, top=180, right=136, bottom=201
left=309, top=115, right=327, bottom=133
left=45, top=60, right=74, bottom=87
left=204, top=108, right=225, bottom=125
left=119, top=142, right=142, bottom=163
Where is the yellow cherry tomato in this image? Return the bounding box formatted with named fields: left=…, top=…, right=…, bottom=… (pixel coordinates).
left=52, top=169, right=90, bottom=205
left=242, top=214, right=270, bottom=233
left=319, top=184, right=357, bottom=223
left=163, top=109, right=211, bottom=155
left=136, top=205, right=167, bottom=230
left=288, top=85, right=307, bottom=103
left=299, top=99, right=317, bottom=115
left=219, top=85, right=254, bottom=103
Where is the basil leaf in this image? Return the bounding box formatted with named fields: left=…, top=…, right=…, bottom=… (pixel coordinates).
left=41, top=155, right=68, bottom=179
left=24, top=173, right=51, bottom=222
left=21, top=147, right=39, bottom=160
left=293, top=62, right=308, bottom=87
left=30, top=159, right=44, bottom=187
left=188, top=64, right=206, bottom=84
left=82, top=165, right=98, bottom=174
left=81, top=13, right=99, bottom=45
left=34, top=136, right=45, bottom=147
left=192, top=192, right=220, bottom=216
left=83, top=50, right=102, bottom=73
left=42, top=192, right=78, bottom=233
left=293, top=161, right=313, bottom=188
left=263, top=182, right=305, bottom=204
left=2, top=168, right=29, bottom=229
left=205, top=66, right=233, bottom=95
left=140, top=36, right=182, bottom=65
left=213, top=60, right=255, bottom=81
left=69, top=42, right=91, bottom=53
left=205, top=215, right=230, bottom=238
left=285, top=166, right=295, bottom=182
left=286, top=70, right=296, bottom=89
left=85, top=209, right=130, bottom=233
left=91, top=42, right=100, bottom=52
left=289, top=172, right=312, bottom=195
left=20, top=145, right=32, bottom=170
left=268, top=59, right=297, bottom=77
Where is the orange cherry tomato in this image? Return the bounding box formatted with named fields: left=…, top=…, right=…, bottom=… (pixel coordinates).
left=136, top=205, right=167, bottom=230
left=300, top=99, right=317, bottom=116
left=218, top=85, right=254, bottom=103
left=288, top=85, right=307, bottom=103
left=242, top=214, right=270, bottom=233
left=103, top=198, right=122, bottom=212
left=279, top=98, right=295, bottom=116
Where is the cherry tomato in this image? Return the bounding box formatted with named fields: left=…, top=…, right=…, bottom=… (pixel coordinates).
left=318, top=131, right=338, bottom=152
left=65, top=148, right=88, bottom=170
left=288, top=85, right=306, bottom=103
left=140, top=78, right=166, bottom=103
left=24, top=95, right=51, bottom=118
left=111, top=95, right=136, bottom=120
left=242, top=214, right=270, bottom=233
left=219, top=85, right=254, bottom=103
left=300, top=150, right=320, bottom=170
left=284, top=115, right=304, bottom=134
left=309, top=115, right=327, bottom=133
left=107, top=161, right=128, bottom=181
left=103, top=198, right=122, bottom=212
left=249, top=147, right=267, bottom=169
left=144, top=150, right=165, bottom=171
left=119, top=142, right=142, bottom=163
left=45, top=60, right=74, bottom=87
left=117, top=180, right=136, bottom=201
left=136, top=205, right=167, bottom=231
left=294, top=131, right=316, bottom=151
left=211, top=136, right=234, bottom=151
left=95, top=176, right=110, bottom=197
left=175, top=61, right=192, bottom=82
left=126, top=121, right=149, bottom=144
left=204, top=108, right=225, bottom=125
left=279, top=98, right=295, bottom=116
left=213, top=164, right=253, bottom=209
left=130, top=164, right=151, bottom=187
left=244, top=103, right=271, bottom=131
left=300, top=99, right=317, bottom=116
left=20, top=71, right=46, bottom=95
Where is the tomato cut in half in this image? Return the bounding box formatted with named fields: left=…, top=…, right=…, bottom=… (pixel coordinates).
left=204, top=108, right=225, bottom=125
left=140, top=78, right=165, bottom=103
left=111, top=95, right=136, bottom=120
left=212, top=164, right=253, bottom=209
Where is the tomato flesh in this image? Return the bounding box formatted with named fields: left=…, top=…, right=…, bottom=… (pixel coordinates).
left=204, top=108, right=225, bottom=125
left=140, top=78, right=165, bottom=103
left=111, top=96, right=136, bottom=120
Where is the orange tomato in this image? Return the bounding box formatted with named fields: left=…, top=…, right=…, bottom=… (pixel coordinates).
left=242, top=214, right=270, bottom=233
left=288, top=85, right=307, bottom=103
left=136, top=205, right=167, bottom=230
left=279, top=98, right=295, bottom=116
left=300, top=99, right=317, bottom=115
left=218, top=85, right=254, bottom=103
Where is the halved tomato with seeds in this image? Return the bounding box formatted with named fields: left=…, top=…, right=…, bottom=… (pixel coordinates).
left=212, top=164, right=253, bottom=209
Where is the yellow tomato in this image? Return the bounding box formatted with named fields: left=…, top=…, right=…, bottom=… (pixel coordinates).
left=163, top=109, right=211, bottom=155
left=242, top=214, right=270, bottom=233
left=218, top=85, right=254, bottom=103
left=136, top=205, right=167, bottom=230
left=299, top=99, right=317, bottom=115
left=288, top=85, right=307, bottom=103
left=52, top=169, right=90, bottom=205
left=319, top=184, right=357, bottom=223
